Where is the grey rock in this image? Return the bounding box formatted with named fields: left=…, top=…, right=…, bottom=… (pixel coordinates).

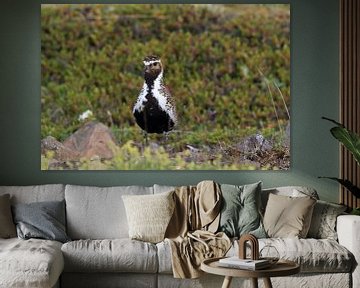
left=237, top=133, right=273, bottom=154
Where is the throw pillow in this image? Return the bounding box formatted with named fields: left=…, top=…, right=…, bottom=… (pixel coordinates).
left=261, top=186, right=319, bottom=214
left=122, top=190, right=175, bottom=243
left=12, top=200, right=70, bottom=243
left=307, top=200, right=347, bottom=240
left=263, top=193, right=316, bottom=238
left=218, top=182, right=266, bottom=238
left=0, top=194, right=17, bottom=238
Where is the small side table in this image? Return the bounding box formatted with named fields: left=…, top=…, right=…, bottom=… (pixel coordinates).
left=201, top=257, right=300, bottom=288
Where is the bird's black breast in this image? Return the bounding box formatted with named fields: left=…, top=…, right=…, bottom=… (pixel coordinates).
left=133, top=93, right=175, bottom=134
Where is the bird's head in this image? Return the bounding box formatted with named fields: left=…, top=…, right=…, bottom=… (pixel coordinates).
left=143, top=55, right=163, bottom=82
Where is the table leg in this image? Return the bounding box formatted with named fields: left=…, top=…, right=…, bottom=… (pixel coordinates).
left=263, top=277, right=273, bottom=288
left=251, top=278, right=258, bottom=288
left=222, top=276, right=233, bottom=288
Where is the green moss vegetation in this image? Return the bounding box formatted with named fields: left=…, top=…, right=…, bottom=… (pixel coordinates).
left=41, top=4, right=290, bottom=170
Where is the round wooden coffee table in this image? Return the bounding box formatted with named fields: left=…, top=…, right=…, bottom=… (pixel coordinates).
left=201, top=257, right=300, bottom=288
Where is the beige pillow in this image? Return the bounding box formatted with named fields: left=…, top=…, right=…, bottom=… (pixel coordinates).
left=263, top=193, right=316, bottom=238
left=0, top=194, right=17, bottom=238
left=122, top=191, right=175, bottom=243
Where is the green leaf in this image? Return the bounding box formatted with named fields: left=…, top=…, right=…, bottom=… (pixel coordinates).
left=351, top=208, right=360, bottom=215
left=330, top=127, right=360, bottom=165
left=322, top=117, right=360, bottom=165
left=318, top=177, right=360, bottom=199
left=321, top=116, right=344, bottom=127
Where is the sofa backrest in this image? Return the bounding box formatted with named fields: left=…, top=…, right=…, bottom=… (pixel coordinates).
left=153, top=184, right=176, bottom=194
left=0, top=184, right=65, bottom=204
left=0, top=184, right=320, bottom=240
left=65, top=184, right=153, bottom=239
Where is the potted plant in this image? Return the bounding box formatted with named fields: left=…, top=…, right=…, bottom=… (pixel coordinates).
left=320, top=117, right=360, bottom=215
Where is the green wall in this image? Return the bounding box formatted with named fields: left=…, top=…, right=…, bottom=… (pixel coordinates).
left=0, top=0, right=340, bottom=203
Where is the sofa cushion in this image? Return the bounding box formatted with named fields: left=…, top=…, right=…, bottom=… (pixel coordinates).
left=218, top=182, right=266, bottom=238
left=261, top=186, right=319, bottom=213
left=12, top=200, right=70, bottom=243
left=263, top=193, right=316, bottom=238
left=122, top=191, right=175, bottom=243
left=307, top=200, right=347, bottom=240
left=61, top=239, right=158, bottom=273
left=158, top=238, right=353, bottom=274
left=0, top=238, right=64, bottom=288
left=0, top=184, right=65, bottom=204
left=0, top=194, right=16, bottom=238
left=65, top=185, right=153, bottom=239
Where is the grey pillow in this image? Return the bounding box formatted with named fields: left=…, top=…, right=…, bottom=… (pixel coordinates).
left=307, top=200, right=347, bottom=240
left=12, top=200, right=70, bottom=243
left=0, top=194, right=16, bottom=238
left=218, top=182, right=266, bottom=238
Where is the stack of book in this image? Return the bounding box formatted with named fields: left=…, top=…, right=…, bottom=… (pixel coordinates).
left=218, top=257, right=271, bottom=270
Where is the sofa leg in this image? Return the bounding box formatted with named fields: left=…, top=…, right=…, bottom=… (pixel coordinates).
left=263, top=277, right=273, bottom=288
left=221, top=276, right=232, bottom=288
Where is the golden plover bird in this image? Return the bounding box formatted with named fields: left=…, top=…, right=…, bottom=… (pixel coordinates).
left=133, top=55, right=177, bottom=137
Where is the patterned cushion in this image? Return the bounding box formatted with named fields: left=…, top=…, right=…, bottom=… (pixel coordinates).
left=307, top=200, right=347, bottom=240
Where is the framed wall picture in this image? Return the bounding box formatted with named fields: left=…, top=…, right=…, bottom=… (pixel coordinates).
left=41, top=4, right=290, bottom=170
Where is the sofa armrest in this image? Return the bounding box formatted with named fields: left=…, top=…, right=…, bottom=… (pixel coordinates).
left=337, top=215, right=360, bottom=288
